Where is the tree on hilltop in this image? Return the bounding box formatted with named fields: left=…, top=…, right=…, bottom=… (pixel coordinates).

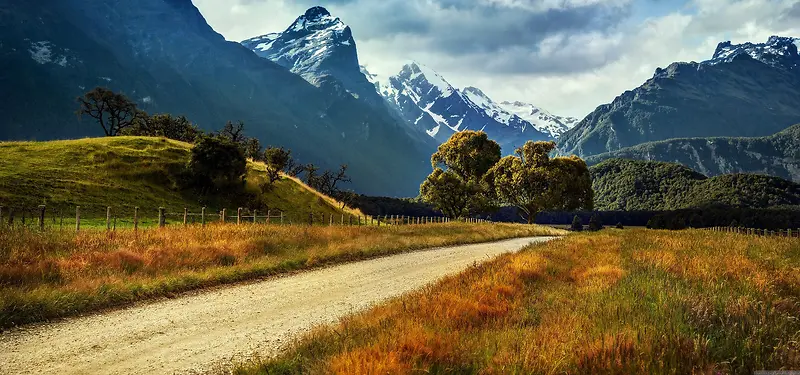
left=264, top=147, right=293, bottom=184
left=77, top=87, right=142, bottom=136
left=123, top=113, right=202, bottom=143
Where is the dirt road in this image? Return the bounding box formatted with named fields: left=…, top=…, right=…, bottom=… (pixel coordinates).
left=0, top=236, right=554, bottom=375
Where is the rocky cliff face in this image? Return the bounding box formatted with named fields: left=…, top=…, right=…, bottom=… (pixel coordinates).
left=557, top=36, right=800, bottom=157
left=0, top=0, right=432, bottom=196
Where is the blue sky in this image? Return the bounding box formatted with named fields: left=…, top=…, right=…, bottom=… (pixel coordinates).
left=194, top=0, right=800, bottom=118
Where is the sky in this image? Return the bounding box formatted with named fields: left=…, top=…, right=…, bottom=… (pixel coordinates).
left=193, top=0, right=800, bottom=119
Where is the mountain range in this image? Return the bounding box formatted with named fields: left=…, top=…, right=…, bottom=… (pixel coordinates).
left=557, top=36, right=800, bottom=160
left=3, top=1, right=800, bottom=196
left=242, top=8, right=577, bottom=154
left=0, top=1, right=432, bottom=196
left=586, top=124, right=800, bottom=182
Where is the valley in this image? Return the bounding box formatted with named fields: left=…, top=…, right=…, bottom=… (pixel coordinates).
left=0, top=1, right=799, bottom=374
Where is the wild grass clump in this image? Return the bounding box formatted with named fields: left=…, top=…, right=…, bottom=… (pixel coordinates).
left=238, top=229, right=800, bottom=374
left=0, top=222, right=561, bottom=328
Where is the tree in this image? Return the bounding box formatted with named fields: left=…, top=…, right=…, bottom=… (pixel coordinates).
left=588, top=214, right=604, bottom=231
left=421, top=131, right=500, bottom=218
left=431, top=130, right=501, bottom=181
left=302, top=163, right=320, bottom=188
left=123, top=113, right=202, bottom=143
left=264, top=147, right=293, bottom=184
left=217, top=121, right=247, bottom=145
left=571, top=215, right=583, bottom=231
left=244, top=138, right=262, bottom=161
left=186, top=136, right=247, bottom=192
left=77, top=87, right=141, bottom=136
left=318, top=164, right=351, bottom=197
left=484, top=141, right=594, bottom=224
left=420, top=168, right=485, bottom=219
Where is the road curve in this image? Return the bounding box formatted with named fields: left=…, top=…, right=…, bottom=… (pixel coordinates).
left=0, top=236, right=555, bottom=375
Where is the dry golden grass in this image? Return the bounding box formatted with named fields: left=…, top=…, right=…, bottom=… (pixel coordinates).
left=0, top=222, right=562, bottom=328
left=237, top=229, right=800, bottom=375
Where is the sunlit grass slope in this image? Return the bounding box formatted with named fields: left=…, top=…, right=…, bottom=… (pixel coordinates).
left=0, top=136, right=360, bottom=225
left=240, top=229, right=800, bottom=374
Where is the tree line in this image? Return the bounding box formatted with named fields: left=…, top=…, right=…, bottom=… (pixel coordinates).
left=419, top=131, right=594, bottom=223
left=76, top=87, right=353, bottom=201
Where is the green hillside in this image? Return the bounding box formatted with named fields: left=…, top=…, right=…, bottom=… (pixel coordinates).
left=591, top=158, right=800, bottom=210
left=0, top=137, right=360, bottom=225
left=585, top=124, right=800, bottom=182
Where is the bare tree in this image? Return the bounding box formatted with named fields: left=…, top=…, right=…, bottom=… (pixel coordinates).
left=218, top=121, right=247, bottom=145
left=77, top=87, right=140, bottom=136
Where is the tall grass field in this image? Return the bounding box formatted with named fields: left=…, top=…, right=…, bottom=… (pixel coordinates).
left=237, top=229, right=800, bottom=374
left=0, top=222, right=561, bottom=328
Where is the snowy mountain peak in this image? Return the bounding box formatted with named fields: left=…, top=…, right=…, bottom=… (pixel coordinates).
left=286, top=6, right=344, bottom=34
left=498, top=101, right=579, bottom=139
left=396, top=62, right=456, bottom=99
left=706, top=35, right=799, bottom=70
left=241, top=7, right=356, bottom=80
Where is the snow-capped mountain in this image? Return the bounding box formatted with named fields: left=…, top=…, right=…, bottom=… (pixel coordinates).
left=241, top=6, right=382, bottom=106
left=705, top=36, right=799, bottom=71
left=370, top=62, right=568, bottom=152
left=557, top=35, right=800, bottom=158
left=242, top=6, right=573, bottom=152
left=498, top=101, right=578, bottom=139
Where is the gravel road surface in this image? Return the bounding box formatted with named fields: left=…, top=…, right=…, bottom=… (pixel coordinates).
left=0, top=236, right=554, bottom=375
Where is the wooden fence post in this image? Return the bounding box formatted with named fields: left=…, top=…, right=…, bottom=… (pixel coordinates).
left=237, top=208, right=242, bottom=225
left=253, top=209, right=258, bottom=224
left=341, top=214, right=344, bottom=226
left=158, top=207, right=166, bottom=228
left=74, top=206, right=80, bottom=232
left=221, top=208, right=226, bottom=223
left=267, top=210, right=271, bottom=225
left=133, top=207, right=139, bottom=231
left=38, top=205, right=46, bottom=231
left=106, top=206, right=112, bottom=231
left=280, top=211, right=284, bottom=225
left=201, top=207, right=206, bottom=226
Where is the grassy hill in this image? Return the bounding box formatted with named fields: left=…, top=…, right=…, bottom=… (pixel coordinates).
left=0, top=136, right=362, bottom=226
left=590, top=158, right=800, bottom=210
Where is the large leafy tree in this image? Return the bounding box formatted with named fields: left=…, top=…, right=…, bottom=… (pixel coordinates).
left=484, top=141, right=593, bottom=224
left=77, top=87, right=141, bottom=136
left=431, top=130, right=501, bottom=181
left=420, top=131, right=500, bottom=218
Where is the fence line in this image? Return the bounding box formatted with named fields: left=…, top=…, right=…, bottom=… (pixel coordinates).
left=0, top=205, right=492, bottom=233
left=704, top=226, right=800, bottom=238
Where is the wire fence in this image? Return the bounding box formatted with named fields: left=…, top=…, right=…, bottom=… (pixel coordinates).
left=704, top=226, right=800, bottom=238
left=0, top=205, right=490, bottom=233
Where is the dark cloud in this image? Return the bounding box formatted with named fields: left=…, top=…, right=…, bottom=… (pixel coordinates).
left=332, top=0, right=631, bottom=53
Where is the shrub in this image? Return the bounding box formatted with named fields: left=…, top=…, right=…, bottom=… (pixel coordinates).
left=615, top=222, right=624, bottom=229
left=571, top=215, right=583, bottom=231
left=186, top=136, right=247, bottom=193
left=588, top=214, right=604, bottom=231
